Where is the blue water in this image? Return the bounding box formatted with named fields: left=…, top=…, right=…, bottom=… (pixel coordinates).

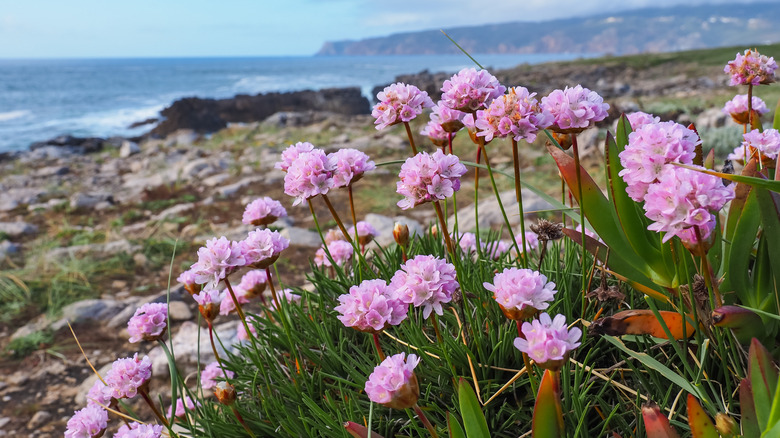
left=0, top=54, right=593, bottom=152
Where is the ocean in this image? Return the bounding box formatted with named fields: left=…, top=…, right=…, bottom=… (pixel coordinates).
left=0, top=53, right=591, bottom=153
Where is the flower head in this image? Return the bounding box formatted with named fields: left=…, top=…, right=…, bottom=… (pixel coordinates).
left=314, top=240, right=354, bottom=268
left=364, top=352, right=420, bottom=409
left=167, top=396, right=200, bottom=418
left=127, top=302, right=168, bottom=343
left=484, top=268, right=557, bottom=320
left=115, top=422, right=164, bottom=438
left=193, top=287, right=224, bottom=321
left=475, top=86, right=553, bottom=143
left=515, top=231, right=539, bottom=251
left=541, top=85, right=609, bottom=134
left=742, top=128, right=780, bottom=160
left=440, top=68, right=506, bottom=113
left=390, top=255, right=459, bottom=319
left=625, top=111, right=660, bottom=130
left=65, top=405, right=108, bottom=438
left=283, top=148, right=335, bottom=206
left=276, top=141, right=315, bottom=172
left=219, top=287, right=250, bottom=316
left=335, top=279, right=408, bottom=333
left=242, top=228, right=289, bottom=268
left=328, top=149, right=376, bottom=188
left=242, top=197, right=288, bottom=226
left=201, top=361, right=235, bottom=390
left=353, top=221, right=378, bottom=245
left=372, top=82, right=433, bottom=130
left=724, top=49, right=777, bottom=86
left=396, top=150, right=467, bottom=210
left=237, top=270, right=268, bottom=299
left=177, top=268, right=199, bottom=295
left=722, top=94, right=769, bottom=124
left=190, top=237, right=246, bottom=288
left=270, top=288, right=301, bottom=310
left=215, top=381, right=237, bottom=405
left=420, top=120, right=450, bottom=147
left=237, top=322, right=258, bottom=341
left=86, top=380, right=113, bottom=408
left=104, top=353, right=152, bottom=399
left=514, top=313, right=581, bottom=370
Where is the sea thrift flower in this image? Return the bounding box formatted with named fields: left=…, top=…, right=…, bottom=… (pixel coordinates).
left=215, top=381, right=237, bottom=405
left=475, top=86, right=553, bottom=142
left=372, top=82, right=433, bottom=130
left=237, top=321, right=258, bottom=341
left=283, top=148, right=335, bottom=205
left=482, top=240, right=511, bottom=260
left=275, top=141, right=315, bottom=172
left=722, top=94, right=769, bottom=124
left=420, top=120, right=450, bottom=147
left=167, top=396, right=200, bottom=418
left=127, top=302, right=168, bottom=343
left=353, top=221, right=378, bottom=245
left=440, top=68, right=506, bottom=113
left=364, top=352, right=420, bottom=409
left=324, top=228, right=344, bottom=244
left=270, top=288, right=301, bottom=310
left=177, top=268, right=199, bottom=295
left=390, top=255, right=459, bottom=318
left=115, top=422, right=164, bottom=438
left=104, top=353, right=153, bottom=399
left=575, top=224, right=602, bottom=243
left=219, top=286, right=250, bottom=316
left=335, top=279, right=408, bottom=333
left=242, top=196, right=288, bottom=226
left=453, top=232, right=478, bottom=254
left=514, top=313, right=582, bottom=370
left=64, top=405, right=108, bottom=438
left=644, top=166, right=735, bottom=243
left=393, top=223, right=410, bottom=247
left=626, top=111, right=660, bottom=130
left=396, top=150, right=467, bottom=210
left=201, top=361, right=235, bottom=389
left=618, top=121, right=699, bottom=202
left=515, top=231, right=540, bottom=251
left=314, top=240, right=354, bottom=268
left=742, top=128, right=780, bottom=160
left=328, top=148, right=376, bottom=187
left=724, top=49, right=777, bottom=86
left=541, top=85, right=609, bottom=134
left=421, top=102, right=466, bottom=145
left=484, top=268, right=557, bottom=320
left=190, top=237, right=247, bottom=288
left=242, top=228, right=290, bottom=268
left=86, top=380, right=113, bottom=407
left=193, top=287, right=224, bottom=321
left=237, top=270, right=268, bottom=299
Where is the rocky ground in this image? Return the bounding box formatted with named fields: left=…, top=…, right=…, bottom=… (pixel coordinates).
left=0, top=51, right=761, bottom=437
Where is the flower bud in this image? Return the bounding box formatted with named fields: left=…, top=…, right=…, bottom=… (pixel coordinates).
left=214, top=381, right=237, bottom=406
left=715, top=413, right=738, bottom=438
left=712, top=305, right=764, bottom=344
left=393, top=223, right=409, bottom=247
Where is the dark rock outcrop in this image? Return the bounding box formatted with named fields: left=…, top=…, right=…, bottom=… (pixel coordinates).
left=149, top=87, right=370, bottom=138
left=29, top=135, right=106, bottom=154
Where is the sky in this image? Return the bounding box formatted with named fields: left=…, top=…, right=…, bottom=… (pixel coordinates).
left=0, top=0, right=766, bottom=58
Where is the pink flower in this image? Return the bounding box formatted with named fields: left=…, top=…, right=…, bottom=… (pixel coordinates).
left=283, top=148, right=335, bottom=205
left=353, top=221, right=378, bottom=245
left=242, top=228, right=289, bottom=268
left=237, top=270, right=268, bottom=299
left=482, top=240, right=510, bottom=260
left=475, top=87, right=553, bottom=143
left=190, top=237, right=247, bottom=288
left=420, top=120, right=450, bottom=146
left=86, top=380, right=113, bottom=407
left=127, top=302, right=168, bottom=343
left=390, top=255, right=459, bottom=319
left=514, top=313, right=581, bottom=369
left=364, top=352, right=420, bottom=409
left=742, top=128, right=780, bottom=160
left=201, top=361, right=235, bottom=390
left=270, top=288, right=301, bottom=310
left=167, top=396, right=200, bottom=418
left=237, top=322, right=258, bottom=341
left=396, top=150, right=467, bottom=210
left=484, top=268, right=557, bottom=320
left=65, top=405, right=108, bottom=438
left=335, top=279, right=408, bottom=333
left=104, top=353, right=153, bottom=399
left=324, top=228, right=344, bottom=244
left=275, top=141, right=315, bottom=172
left=724, top=49, right=777, bottom=86
left=372, top=83, right=434, bottom=130
left=328, top=149, right=376, bottom=188
left=643, top=166, right=734, bottom=243
left=314, top=240, right=354, bottom=268
left=440, top=68, right=506, bottom=113
left=177, top=268, right=200, bottom=295
left=722, top=94, right=769, bottom=118
left=618, top=121, right=699, bottom=202
left=115, top=422, right=164, bottom=438
left=575, top=224, right=602, bottom=243
left=193, top=287, right=224, bottom=321
left=625, top=111, right=660, bottom=130
left=515, top=231, right=539, bottom=251
left=541, top=85, right=609, bottom=134
left=219, top=287, right=250, bottom=316
left=242, top=197, right=288, bottom=226
left=453, top=232, right=478, bottom=254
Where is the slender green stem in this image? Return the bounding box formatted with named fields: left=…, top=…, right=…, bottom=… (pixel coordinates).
left=431, top=313, right=445, bottom=344
left=348, top=186, right=361, bottom=248
left=372, top=332, right=386, bottom=361
left=404, top=122, right=419, bottom=155
left=224, top=277, right=258, bottom=350
left=474, top=139, right=482, bottom=255
left=433, top=200, right=455, bottom=257
left=571, top=134, right=588, bottom=317
left=694, top=225, right=722, bottom=308
left=321, top=194, right=353, bottom=244
left=207, top=323, right=226, bottom=376
left=266, top=267, right=281, bottom=311
left=480, top=144, right=521, bottom=260
left=511, top=139, right=529, bottom=268
left=139, top=388, right=170, bottom=428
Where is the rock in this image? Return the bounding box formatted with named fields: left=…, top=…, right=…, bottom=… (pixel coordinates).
left=26, top=411, right=52, bottom=429
left=260, top=111, right=327, bottom=128
left=575, top=128, right=602, bottom=158
left=164, top=130, right=199, bottom=147
left=0, top=221, right=38, bottom=238
left=147, top=321, right=239, bottom=376
left=152, top=203, right=195, bottom=221
left=216, top=176, right=264, bottom=197
left=27, top=198, right=67, bottom=212
left=46, top=239, right=140, bottom=260
left=0, top=188, right=46, bottom=211
left=127, top=117, right=158, bottom=129
left=449, top=189, right=554, bottom=233
left=29, top=135, right=105, bottom=153
left=10, top=315, right=49, bottom=341
left=202, top=173, right=232, bottom=187
left=0, top=241, right=21, bottom=260
left=54, top=298, right=123, bottom=328
left=69, top=192, right=114, bottom=209
left=279, top=227, right=322, bottom=248
left=0, top=418, right=9, bottom=429
left=696, top=108, right=732, bottom=129
left=32, top=165, right=70, bottom=177
left=119, top=140, right=141, bottom=158
left=168, top=301, right=192, bottom=321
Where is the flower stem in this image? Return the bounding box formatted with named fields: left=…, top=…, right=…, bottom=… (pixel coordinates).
left=433, top=200, right=455, bottom=257
left=474, top=139, right=482, bottom=256
left=372, top=332, right=386, bottom=361
left=139, top=387, right=170, bottom=428
left=224, top=277, right=257, bottom=350
left=231, top=406, right=257, bottom=438
left=413, top=404, right=439, bottom=438
left=404, top=122, right=419, bottom=155
left=511, top=139, right=529, bottom=268
left=207, top=322, right=227, bottom=378
left=321, top=194, right=354, bottom=244
left=265, top=267, right=281, bottom=311
left=694, top=225, right=722, bottom=308
left=480, top=144, right=521, bottom=260
left=571, top=134, right=588, bottom=317
left=348, top=186, right=361, bottom=248
left=431, top=313, right=445, bottom=344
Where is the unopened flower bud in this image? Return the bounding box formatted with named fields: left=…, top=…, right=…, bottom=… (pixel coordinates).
left=715, top=413, right=738, bottom=438
left=214, top=381, right=237, bottom=406
left=393, top=223, right=409, bottom=247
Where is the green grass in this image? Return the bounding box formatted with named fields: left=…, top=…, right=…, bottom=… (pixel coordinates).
left=140, top=194, right=198, bottom=212
left=4, top=330, right=54, bottom=359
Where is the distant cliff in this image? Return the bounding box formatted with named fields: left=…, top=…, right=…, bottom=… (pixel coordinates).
left=316, top=3, right=780, bottom=56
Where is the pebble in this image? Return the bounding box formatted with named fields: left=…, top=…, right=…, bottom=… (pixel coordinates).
left=26, top=411, right=51, bottom=429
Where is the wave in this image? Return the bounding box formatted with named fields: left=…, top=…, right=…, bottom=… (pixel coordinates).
left=0, top=110, right=31, bottom=122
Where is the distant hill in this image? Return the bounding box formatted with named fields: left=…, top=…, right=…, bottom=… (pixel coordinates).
left=316, top=3, right=780, bottom=56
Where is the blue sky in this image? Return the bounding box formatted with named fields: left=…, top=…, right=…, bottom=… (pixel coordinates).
left=0, top=0, right=765, bottom=58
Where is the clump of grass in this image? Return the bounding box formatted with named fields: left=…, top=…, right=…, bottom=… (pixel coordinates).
left=4, top=330, right=54, bottom=359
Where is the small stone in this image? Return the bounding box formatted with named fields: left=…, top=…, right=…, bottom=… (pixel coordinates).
left=119, top=140, right=141, bottom=158
left=69, top=192, right=113, bottom=209
left=279, top=227, right=322, bottom=248
left=168, top=301, right=192, bottom=321
left=27, top=411, right=52, bottom=429
left=112, top=280, right=128, bottom=289
left=0, top=417, right=9, bottom=429
left=202, top=173, right=231, bottom=187
left=133, top=253, right=149, bottom=267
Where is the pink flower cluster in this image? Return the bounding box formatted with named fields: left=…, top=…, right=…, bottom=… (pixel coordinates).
left=353, top=220, right=378, bottom=245
left=193, top=287, right=224, bottom=321
left=618, top=121, right=699, bottom=202
left=475, top=86, right=553, bottom=143
left=421, top=102, right=466, bottom=145
left=270, top=288, right=301, bottom=310
left=177, top=268, right=199, bottom=295
left=314, top=240, right=354, bottom=268
left=242, top=197, right=288, bottom=226
left=201, top=361, right=235, bottom=389
left=237, top=270, right=268, bottom=298
left=86, top=381, right=112, bottom=407
left=515, top=231, right=540, bottom=251
left=115, top=422, right=164, bottom=438
left=541, top=85, right=609, bottom=133
left=396, top=150, right=467, bottom=210
left=644, top=166, right=734, bottom=243
left=372, top=82, right=434, bottom=130
left=736, top=128, right=780, bottom=160
left=625, top=111, right=660, bottom=130
left=65, top=405, right=108, bottom=438
left=127, top=302, right=168, bottom=343
left=104, top=353, right=152, bottom=399
left=275, top=141, right=315, bottom=172
left=328, top=148, right=376, bottom=188
left=722, top=94, right=769, bottom=118
left=364, top=352, right=420, bottom=407
left=189, top=236, right=246, bottom=288
left=390, top=255, right=459, bottom=318
left=514, top=313, right=581, bottom=368
left=420, top=120, right=449, bottom=146
left=453, top=232, right=509, bottom=259
left=440, top=68, right=506, bottom=113
left=284, top=148, right=334, bottom=205
left=237, top=321, right=258, bottom=341
left=484, top=268, right=557, bottom=319
left=335, top=279, right=408, bottom=332
left=243, top=228, right=290, bottom=268
left=724, top=49, right=777, bottom=86
left=167, top=396, right=200, bottom=418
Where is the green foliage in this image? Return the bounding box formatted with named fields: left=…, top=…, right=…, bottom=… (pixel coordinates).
left=4, top=330, right=54, bottom=358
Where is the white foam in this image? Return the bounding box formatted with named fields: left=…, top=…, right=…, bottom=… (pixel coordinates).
left=0, top=110, right=31, bottom=122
